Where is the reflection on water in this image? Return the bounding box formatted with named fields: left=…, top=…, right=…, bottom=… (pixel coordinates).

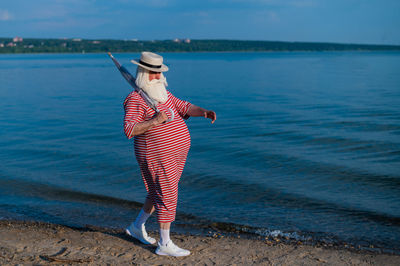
left=0, top=52, right=400, bottom=251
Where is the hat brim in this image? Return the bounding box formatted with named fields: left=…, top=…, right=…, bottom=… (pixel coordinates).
left=131, top=59, right=169, bottom=72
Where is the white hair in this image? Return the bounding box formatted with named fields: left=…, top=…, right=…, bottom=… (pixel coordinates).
left=135, top=67, right=169, bottom=104
left=135, top=67, right=168, bottom=90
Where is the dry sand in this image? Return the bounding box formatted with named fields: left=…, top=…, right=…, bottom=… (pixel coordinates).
left=0, top=220, right=399, bottom=265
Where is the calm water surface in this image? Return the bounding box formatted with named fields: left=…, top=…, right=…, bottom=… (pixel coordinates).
left=0, top=52, right=399, bottom=251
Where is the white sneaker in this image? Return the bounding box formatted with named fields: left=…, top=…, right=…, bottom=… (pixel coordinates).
left=155, top=240, right=191, bottom=257
left=126, top=224, right=156, bottom=245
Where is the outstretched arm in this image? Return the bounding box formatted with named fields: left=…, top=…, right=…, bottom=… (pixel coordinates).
left=187, top=104, right=217, bottom=123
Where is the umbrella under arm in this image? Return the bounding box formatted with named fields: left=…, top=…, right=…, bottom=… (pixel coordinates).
left=108, top=52, right=159, bottom=112
left=108, top=52, right=174, bottom=122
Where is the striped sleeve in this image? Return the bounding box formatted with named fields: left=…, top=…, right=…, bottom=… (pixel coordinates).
left=123, top=93, right=146, bottom=139
left=168, top=92, right=192, bottom=119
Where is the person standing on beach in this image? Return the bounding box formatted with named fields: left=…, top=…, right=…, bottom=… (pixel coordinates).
left=123, top=52, right=216, bottom=257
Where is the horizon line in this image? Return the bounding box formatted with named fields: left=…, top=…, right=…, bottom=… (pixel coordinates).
left=1, top=36, right=399, bottom=47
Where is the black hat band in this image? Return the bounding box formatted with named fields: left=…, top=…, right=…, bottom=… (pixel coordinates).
left=139, top=60, right=162, bottom=69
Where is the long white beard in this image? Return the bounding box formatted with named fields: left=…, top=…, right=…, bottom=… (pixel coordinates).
left=142, top=79, right=168, bottom=104
left=135, top=68, right=168, bottom=104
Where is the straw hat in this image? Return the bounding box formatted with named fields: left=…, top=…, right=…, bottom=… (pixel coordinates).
left=131, top=52, right=169, bottom=72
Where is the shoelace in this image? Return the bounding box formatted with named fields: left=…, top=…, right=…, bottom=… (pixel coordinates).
left=167, top=241, right=184, bottom=253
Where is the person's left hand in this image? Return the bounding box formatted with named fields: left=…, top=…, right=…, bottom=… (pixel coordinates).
left=204, top=110, right=217, bottom=124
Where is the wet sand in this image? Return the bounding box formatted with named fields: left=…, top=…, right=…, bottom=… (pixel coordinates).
left=0, top=220, right=399, bottom=265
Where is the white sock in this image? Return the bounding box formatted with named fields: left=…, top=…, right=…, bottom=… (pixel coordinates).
left=132, top=209, right=151, bottom=228
left=160, top=228, right=170, bottom=245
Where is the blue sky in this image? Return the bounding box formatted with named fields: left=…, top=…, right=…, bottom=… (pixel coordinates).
left=0, top=0, right=399, bottom=45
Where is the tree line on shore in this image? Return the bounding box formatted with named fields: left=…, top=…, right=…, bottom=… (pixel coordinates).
left=1, top=38, right=399, bottom=54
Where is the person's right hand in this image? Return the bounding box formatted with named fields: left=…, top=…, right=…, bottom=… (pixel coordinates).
left=154, top=111, right=169, bottom=125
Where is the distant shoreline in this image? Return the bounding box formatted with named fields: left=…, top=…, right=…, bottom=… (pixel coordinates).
left=2, top=50, right=400, bottom=56
left=1, top=38, right=400, bottom=54
left=3, top=51, right=400, bottom=57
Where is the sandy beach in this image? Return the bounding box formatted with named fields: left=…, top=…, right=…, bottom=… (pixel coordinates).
left=0, top=220, right=399, bottom=265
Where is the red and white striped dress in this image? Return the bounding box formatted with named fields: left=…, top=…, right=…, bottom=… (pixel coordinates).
left=124, top=90, right=191, bottom=223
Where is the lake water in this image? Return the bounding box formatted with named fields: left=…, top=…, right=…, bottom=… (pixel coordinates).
left=1, top=52, right=399, bottom=252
